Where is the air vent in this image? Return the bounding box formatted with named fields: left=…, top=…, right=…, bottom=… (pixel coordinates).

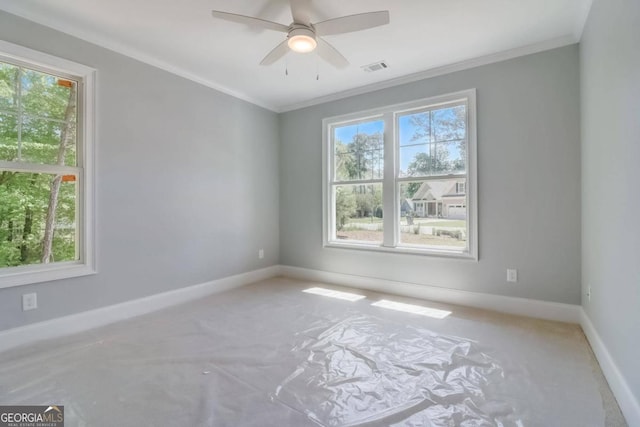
left=361, top=61, right=388, bottom=73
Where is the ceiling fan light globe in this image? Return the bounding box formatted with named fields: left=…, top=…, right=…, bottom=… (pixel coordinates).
left=287, top=27, right=317, bottom=53
left=288, top=35, right=317, bottom=52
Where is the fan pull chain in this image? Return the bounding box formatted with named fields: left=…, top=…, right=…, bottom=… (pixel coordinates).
left=316, top=58, right=320, bottom=81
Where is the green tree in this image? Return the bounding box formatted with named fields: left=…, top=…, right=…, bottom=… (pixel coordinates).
left=405, top=151, right=451, bottom=196
left=334, top=131, right=384, bottom=224
left=335, top=187, right=356, bottom=231
left=354, top=185, right=383, bottom=218
left=334, top=132, right=383, bottom=181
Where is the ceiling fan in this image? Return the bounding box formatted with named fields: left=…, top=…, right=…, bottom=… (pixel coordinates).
left=211, top=0, right=390, bottom=69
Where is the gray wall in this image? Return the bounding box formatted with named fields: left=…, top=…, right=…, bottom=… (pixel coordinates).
left=280, top=45, right=582, bottom=304
left=581, top=0, right=640, bottom=405
left=0, top=11, right=280, bottom=331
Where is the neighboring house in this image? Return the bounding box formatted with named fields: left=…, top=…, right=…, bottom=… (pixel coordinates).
left=411, top=181, right=466, bottom=219
left=400, top=198, right=414, bottom=217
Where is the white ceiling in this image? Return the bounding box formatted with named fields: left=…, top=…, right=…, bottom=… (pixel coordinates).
left=0, top=0, right=592, bottom=112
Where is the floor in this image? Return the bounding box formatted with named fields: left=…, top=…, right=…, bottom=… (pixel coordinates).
left=0, top=277, right=627, bottom=426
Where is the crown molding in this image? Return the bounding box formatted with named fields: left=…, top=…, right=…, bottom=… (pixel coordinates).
left=574, top=0, right=595, bottom=40
left=1, top=5, right=579, bottom=114
left=0, top=5, right=277, bottom=111
left=276, top=35, right=578, bottom=112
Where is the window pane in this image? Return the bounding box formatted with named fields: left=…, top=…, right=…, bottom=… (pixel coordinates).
left=334, top=120, right=384, bottom=181
left=21, top=69, right=77, bottom=122
left=437, top=141, right=465, bottom=174
left=399, top=179, right=467, bottom=250
left=21, top=115, right=77, bottom=166
left=0, top=171, right=77, bottom=268
left=399, top=111, right=429, bottom=146
left=334, top=184, right=383, bottom=243
left=0, top=61, right=78, bottom=166
left=399, top=143, right=466, bottom=177
left=0, top=62, right=19, bottom=112
left=398, top=104, right=467, bottom=177
left=0, top=112, right=18, bottom=161
left=432, top=105, right=466, bottom=141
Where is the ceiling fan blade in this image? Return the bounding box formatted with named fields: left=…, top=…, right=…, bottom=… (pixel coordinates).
left=260, top=40, right=290, bottom=66
left=316, top=38, right=349, bottom=69
left=289, top=0, right=312, bottom=25
left=211, top=10, right=289, bottom=33
left=314, top=11, right=390, bottom=36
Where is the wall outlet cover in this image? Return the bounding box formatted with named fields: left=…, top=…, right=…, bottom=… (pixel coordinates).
left=22, top=293, right=38, bottom=311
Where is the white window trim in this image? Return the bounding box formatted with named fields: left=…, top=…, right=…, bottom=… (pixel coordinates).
left=0, top=40, right=96, bottom=289
left=322, top=89, right=478, bottom=260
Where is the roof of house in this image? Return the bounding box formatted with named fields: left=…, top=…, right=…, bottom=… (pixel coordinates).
left=411, top=181, right=463, bottom=201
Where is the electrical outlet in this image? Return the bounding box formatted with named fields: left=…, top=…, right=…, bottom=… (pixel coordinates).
left=258, top=249, right=264, bottom=259
left=507, top=269, right=518, bottom=283
left=22, top=293, right=37, bottom=311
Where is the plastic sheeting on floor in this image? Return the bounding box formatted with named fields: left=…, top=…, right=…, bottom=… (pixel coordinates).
left=0, top=278, right=621, bottom=426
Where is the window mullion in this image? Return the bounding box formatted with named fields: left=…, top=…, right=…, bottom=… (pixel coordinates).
left=331, top=178, right=383, bottom=186
left=0, top=107, right=77, bottom=126
left=0, top=161, right=81, bottom=175
left=382, top=112, right=395, bottom=247
left=17, top=67, right=23, bottom=161
left=397, top=173, right=467, bottom=183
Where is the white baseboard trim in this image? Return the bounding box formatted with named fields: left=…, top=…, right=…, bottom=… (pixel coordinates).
left=0, top=265, right=280, bottom=353
left=279, top=265, right=581, bottom=323
left=581, top=309, right=640, bottom=427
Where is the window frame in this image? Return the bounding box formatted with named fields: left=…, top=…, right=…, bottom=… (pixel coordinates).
left=322, top=89, right=478, bottom=260
left=0, top=40, right=96, bottom=289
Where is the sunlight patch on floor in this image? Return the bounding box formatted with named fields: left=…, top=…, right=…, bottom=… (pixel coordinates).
left=302, top=287, right=366, bottom=301
left=372, top=299, right=452, bottom=319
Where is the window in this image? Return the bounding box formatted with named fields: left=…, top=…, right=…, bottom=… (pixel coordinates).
left=0, top=41, right=95, bottom=288
left=323, top=90, right=477, bottom=258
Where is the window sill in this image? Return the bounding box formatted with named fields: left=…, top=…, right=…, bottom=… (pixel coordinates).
left=324, top=241, right=477, bottom=260
left=0, top=262, right=96, bottom=290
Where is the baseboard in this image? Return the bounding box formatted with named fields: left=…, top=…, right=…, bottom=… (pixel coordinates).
left=0, top=265, right=281, bottom=353
left=279, top=265, right=581, bottom=323
left=0, top=263, right=582, bottom=350
left=581, top=309, right=640, bottom=427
